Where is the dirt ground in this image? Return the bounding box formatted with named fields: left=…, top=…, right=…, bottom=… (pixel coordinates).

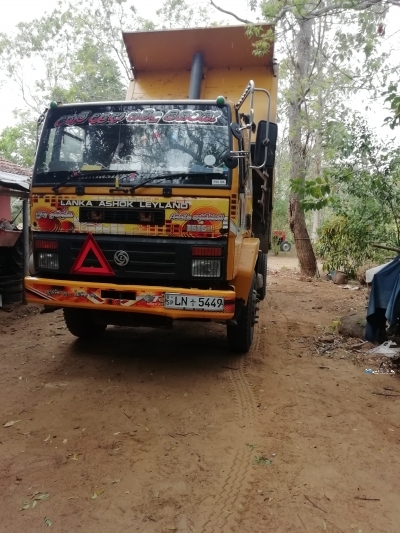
left=1, top=255, right=400, bottom=533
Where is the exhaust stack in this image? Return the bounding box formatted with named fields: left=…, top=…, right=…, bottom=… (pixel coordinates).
left=188, top=52, right=204, bottom=99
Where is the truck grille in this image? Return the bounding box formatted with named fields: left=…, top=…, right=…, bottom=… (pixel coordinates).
left=34, top=234, right=228, bottom=282
left=79, top=207, right=165, bottom=226
left=70, top=240, right=176, bottom=276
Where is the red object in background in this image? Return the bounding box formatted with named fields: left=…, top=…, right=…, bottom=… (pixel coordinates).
left=273, top=230, right=286, bottom=242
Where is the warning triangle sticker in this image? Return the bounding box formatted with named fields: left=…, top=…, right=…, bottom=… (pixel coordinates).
left=70, top=233, right=114, bottom=276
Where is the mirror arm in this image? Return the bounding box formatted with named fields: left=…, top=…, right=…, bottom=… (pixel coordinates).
left=228, top=151, right=249, bottom=158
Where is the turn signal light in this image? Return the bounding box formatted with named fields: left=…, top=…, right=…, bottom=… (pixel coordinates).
left=34, top=239, right=58, bottom=249
left=191, top=246, right=222, bottom=257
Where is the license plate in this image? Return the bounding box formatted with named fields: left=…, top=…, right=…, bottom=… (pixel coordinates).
left=164, top=293, right=224, bottom=311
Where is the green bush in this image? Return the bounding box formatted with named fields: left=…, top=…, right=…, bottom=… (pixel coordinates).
left=316, top=212, right=387, bottom=276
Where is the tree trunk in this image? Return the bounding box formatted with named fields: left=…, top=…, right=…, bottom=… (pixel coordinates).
left=311, top=209, right=321, bottom=242
left=288, top=17, right=317, bottom=277
left=311, top=35, right=324, bottom=244
left=289, top=195, right=316, bottom=276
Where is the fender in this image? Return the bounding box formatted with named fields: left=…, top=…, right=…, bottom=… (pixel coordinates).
left=231, top=237, right=259, bottom=303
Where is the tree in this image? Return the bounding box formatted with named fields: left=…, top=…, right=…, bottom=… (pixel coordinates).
left=68, top=0, right=155, bottom=81
left=156, top=0, right=217, bottom=28
left=0, top=0, right=150, bottom=167
left=296, top=114, right=400, bottom=273
left=52, top=38, right=125, bottom=103
left=210, top=0, right=398, bottom=275
left=0, top=111, right=37, bottom=167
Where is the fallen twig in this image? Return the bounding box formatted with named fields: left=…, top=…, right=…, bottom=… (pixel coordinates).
left=372, top=391, right=400, bottom=397
left=349, top=341, right=368, bottom=350
left=280, top=403, right=297, bottom=410
left=354, top=496, right=380, bottom=501
left=297, top=513, right=307, bottom=530
left=221, top=366, right=238, bottom=370
left=318, top=346, right=331, bottom=355
left=169, top=432, right=200, bottom=437
left=304, top=495, right=327, bottom=513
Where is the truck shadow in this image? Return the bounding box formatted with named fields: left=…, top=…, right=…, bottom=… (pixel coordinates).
left=61, top=320, right=237, bottom=383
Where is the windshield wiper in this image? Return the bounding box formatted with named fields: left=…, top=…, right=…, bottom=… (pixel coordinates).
left=51, top=170, right=209, bottom=195
left=51, top=170, right=137, bottom=194
left=129, top=172, right=208, bottom=194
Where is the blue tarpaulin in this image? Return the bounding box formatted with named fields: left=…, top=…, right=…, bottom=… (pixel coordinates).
left=366, top=256, right=400, bottom=342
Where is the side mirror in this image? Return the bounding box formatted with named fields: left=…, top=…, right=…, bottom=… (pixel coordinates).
left=253, top=121, right=278, bottom=168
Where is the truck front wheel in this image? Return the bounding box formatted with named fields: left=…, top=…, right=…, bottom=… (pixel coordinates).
left=64, top=308, right=106, bottom=339
left=227, top=274, right=257, bottom=354
left=257, top=253, right=267, bottom=301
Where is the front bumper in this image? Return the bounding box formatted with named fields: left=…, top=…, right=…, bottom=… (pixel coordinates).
left=24, top=276, right=236, bottom=320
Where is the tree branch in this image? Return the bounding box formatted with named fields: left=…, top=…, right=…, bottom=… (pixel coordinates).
left=210, top=0, right=253, bottom=24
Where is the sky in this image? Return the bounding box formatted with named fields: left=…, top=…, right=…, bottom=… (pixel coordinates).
left=0, top=0, right=241, bottom=130
left=0, top=0, right=399, bottom=138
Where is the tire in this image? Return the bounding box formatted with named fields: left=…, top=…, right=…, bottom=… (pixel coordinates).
left=0, top=274, right=23, bottom=305
left=227, top=274, right=257, bottom=354
left=64, top=308, right=106, bottom=339
left=280, top=240, right=291, bottom=252
left=8, top=236, right=24, bottom=275
left=0, top=236, right=24, bottom=276
left=257, top=253, right=267, bottom=301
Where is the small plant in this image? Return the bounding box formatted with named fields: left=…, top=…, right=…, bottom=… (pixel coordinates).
left=252, top=455, right=272, bottom=466
left=272, top=240, right=280, bottom=256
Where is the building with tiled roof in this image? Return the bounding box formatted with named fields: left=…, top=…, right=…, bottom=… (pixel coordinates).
left=0, top=158, right=31, bottom=221
left=0, top=157, right=31, bottom=177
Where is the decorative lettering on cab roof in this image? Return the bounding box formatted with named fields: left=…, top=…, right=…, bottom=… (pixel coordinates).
left=54, top=108, right=223, bottom=128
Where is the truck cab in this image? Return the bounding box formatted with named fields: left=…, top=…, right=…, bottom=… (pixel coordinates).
left=25, top=25, right=278, bottom=353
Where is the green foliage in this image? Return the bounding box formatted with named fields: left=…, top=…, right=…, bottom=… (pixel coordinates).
left=0, top=112, right=36, bottom=167
left=313, top=115, right=400, bottom=274
left=52, top=38, right=125, bottom=103
left=383, top=83, right=400, bottom=129
left=316, top=211, right=386, bottom=276
left=290, top=175, right=333, bottom=211
left=0, top=0, right=144, bottom=167
left=11, top=199, right=23, bottom=225
left=245, top=26, right=274, bottom=57
left=156, top=0, right=214, bottom=28
left=70, top=0, right=152, bottom=80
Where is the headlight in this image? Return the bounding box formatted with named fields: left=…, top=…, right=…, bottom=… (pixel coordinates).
left=37, top=252, right=59, bottom=270
left=191, top=259, right=221, bottom=278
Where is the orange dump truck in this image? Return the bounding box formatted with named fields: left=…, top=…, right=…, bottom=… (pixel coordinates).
left=25, top=25, right=278, bottom=353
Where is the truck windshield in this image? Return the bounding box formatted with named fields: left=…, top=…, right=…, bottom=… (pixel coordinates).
left=34, top=104, right=231, bottom=188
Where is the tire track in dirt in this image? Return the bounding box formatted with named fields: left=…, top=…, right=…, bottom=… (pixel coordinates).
left=200, top=317, right=264, bottom=533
